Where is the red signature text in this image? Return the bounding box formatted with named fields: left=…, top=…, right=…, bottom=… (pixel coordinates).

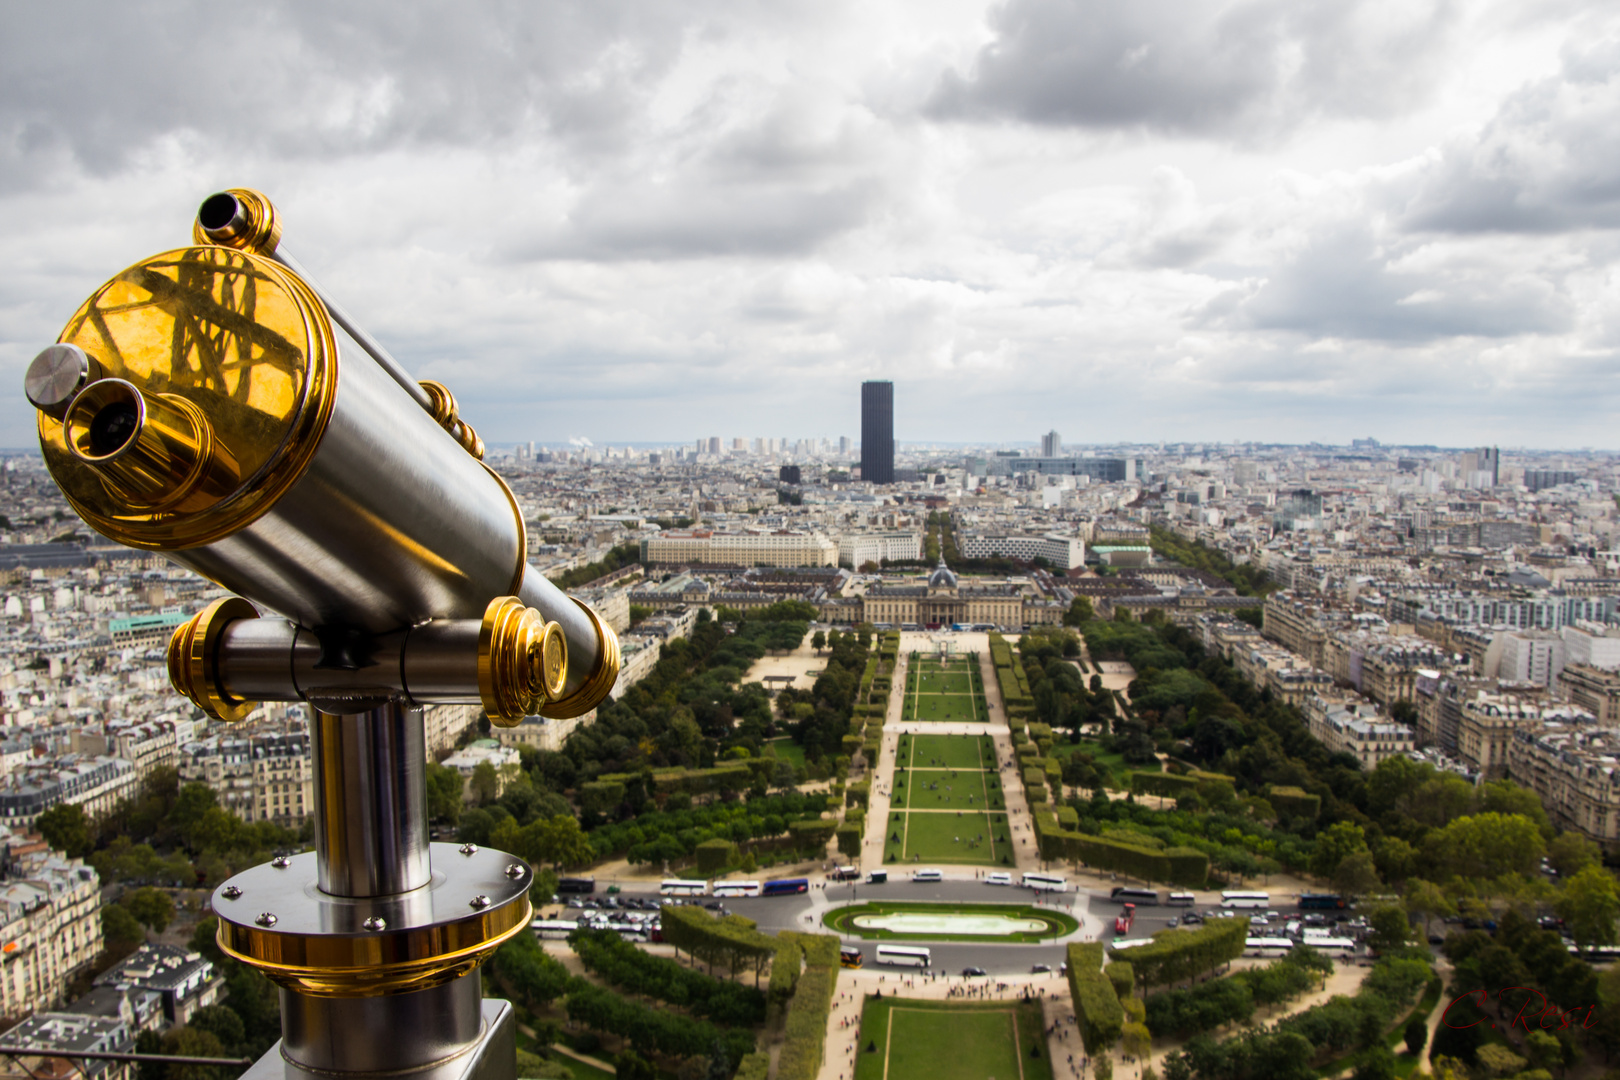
left=1442, top=987, right=1599, bottom=1033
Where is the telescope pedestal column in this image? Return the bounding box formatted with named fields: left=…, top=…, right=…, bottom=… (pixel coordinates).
left=215, top=701, right=525, bottom=1080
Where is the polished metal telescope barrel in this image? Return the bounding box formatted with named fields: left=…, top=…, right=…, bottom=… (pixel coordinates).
left=26, top=190, right=621, bottom=1080
left=28, top=207, right=617, bottom=716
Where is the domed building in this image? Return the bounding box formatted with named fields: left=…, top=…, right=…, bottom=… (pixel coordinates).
left=861, top=557, right=1025, bottom=629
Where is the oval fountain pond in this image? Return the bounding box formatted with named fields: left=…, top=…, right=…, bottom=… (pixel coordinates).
left=850, top=912, right=1049, bottom=936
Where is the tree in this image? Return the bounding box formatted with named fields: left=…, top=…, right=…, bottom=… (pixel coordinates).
left=1547, top=831, right=1602, bottom=879
left=1403, top=1018, right=1427, bottom=1056
left=470, top=762, right=500, bottom=805
left=1064, top=597, right=1095, bottom=626
left=125, top=887, right=176, bottom=937
left=425, top=763, right=464, bottom=825
left=1524, top=1030, right=1561, bottom=1074
left=1122, top=1022, right=1152, bottom=1063
left=1404, top=879, right=1455, bottom=940
left=1332, top=852, right=1382, bottom=899
left=189, top=1005, right=245, bottom=1056
left=1310, top=821, right=1368, bottom=880
left=1424, top=812, right=1545, bottom=881
left=1372, top=836, right=1418, bottom=885
left=1366, top=905, right=1411, bottom=955
left=1351, top=1045, right=1396, bottom=1080
left=37, top=803, right=92, bottom=857
left=102, top=903, right=145, bottom=950
left=162, top=1026, right=229, bottom=1080
left=811, top=631, right=827, bottom=653
left=1555, top=865, right=1620, bottom=949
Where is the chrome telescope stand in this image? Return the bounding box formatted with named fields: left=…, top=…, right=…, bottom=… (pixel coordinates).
left=223, top=701, right=524, bottom=1080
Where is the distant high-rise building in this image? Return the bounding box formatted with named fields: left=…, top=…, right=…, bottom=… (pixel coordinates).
left=732, top=437, right=745, bottom=452
left=1477, top=446, right=1500, bottom=487
left=839, top=436, right=851, bottom=455
left=707, top=436, right=721, bottom=455
left=1041, top=430, right=1062, bottom=458
left=861, top=381, right=894, bottom=484
left=779, top=465, right=802, bottom=485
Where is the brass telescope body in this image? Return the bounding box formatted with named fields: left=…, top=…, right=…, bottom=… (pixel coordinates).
left=27, top=190, right=621, bottom=1080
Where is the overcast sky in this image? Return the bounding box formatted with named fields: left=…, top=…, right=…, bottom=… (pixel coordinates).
left=3, top=0, right=1619, bottom=449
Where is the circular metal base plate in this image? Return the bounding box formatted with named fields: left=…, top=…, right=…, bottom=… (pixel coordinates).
left=212, top=843, right=532, bottom=997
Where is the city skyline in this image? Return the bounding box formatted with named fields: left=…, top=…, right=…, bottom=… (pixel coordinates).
left=3, top=3, right=1620, bottom=450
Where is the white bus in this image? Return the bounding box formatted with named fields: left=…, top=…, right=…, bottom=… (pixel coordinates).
left=1221, top=891, right=1271, bottom=909
left=1300, top=937, right=1356, bottom=958
left=713, top=881, right=762, bottom=898
left=1167, top=892, right=1196, bottom=907
left=1107, top=938, right=1154, bottom=953
left=531, top=920, right=576, bottom=941
left=911, top=869, right=943, bottom=883
left=660, top=879, right=710, bottom=897
left=1244, top=938, right=1294, bottom=958
left=1021, top=872, right=1069, bottom=893
left=874, top=944, right=932, bottom=968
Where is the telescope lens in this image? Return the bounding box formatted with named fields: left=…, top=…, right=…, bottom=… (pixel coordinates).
left=198, top=192, right=242, bottom=232
left=89, top=401, right=140, bottom=456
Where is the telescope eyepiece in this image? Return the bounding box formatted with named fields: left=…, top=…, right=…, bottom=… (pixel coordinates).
left=88, top=399, right=140, bottom=458
left=194, top=188, right=280, bottom=253
left=198, top=192, right=247, bottom=239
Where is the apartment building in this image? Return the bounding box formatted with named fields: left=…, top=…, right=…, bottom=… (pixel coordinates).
left=1507, top=722, right=1620, bottom=850
left=0, top=757, right=137, bottom=830
left=837, top=531, right=922, bottom=568
left=71, top=720, right=178, bottom=781
left=1559, top=663, right=1620, bottom=725
left=1304, top=695, right=1415, bottom=770
left=1262, top=591, right=1346, bottom=668
left=94, top=944, right=223, bottom=1028
left=423, top=703, right=482, bottom=762
left=957, top=533, right=1087, bottom=570
left=1455, top=692, right=1560, bottom=779
left=641, top=529, right=838, bottom=568
left=177, top=732, right=312, bottom=828
left=0, top=830, right=104, bottom=1018
left=0, top=1013, right=132, bottom=1080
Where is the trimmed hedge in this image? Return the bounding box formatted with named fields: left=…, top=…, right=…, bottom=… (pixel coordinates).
left=846, top=782, right=870, bottom=808
left=835, top=823, right=861, bottom=858
left=768, top=939, right=803, bottom=1002
left=1129, top=769, right=1235, bottom=798
left=1105, top=917, right=1247, bottom=991
left=1033, top=812, right=1208, bottom=888
left=787, top=818, right=838, bottom=853
left=775, top=934, right=841, bottom=1080
left=1268, top=785, right=1322, bottom=821
left=660, top=905, right=776, bottom=980
left=1107, top=961, right=1135, bottom=999
left=734, top=1054, right=771, bottom=1080
left=1067, top=942, right=1125, bottom=1053
left=695, top=838, right=738, bottom=874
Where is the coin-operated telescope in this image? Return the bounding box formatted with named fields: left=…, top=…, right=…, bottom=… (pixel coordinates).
left=25, top=190, right=620, bottom=1080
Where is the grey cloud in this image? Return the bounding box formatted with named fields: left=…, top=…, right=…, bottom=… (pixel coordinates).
left=0, top=0, right=701, bottom=183
left=928, top=0, right=1455, bottom=136
left=1201, top=224, right=1573, bottom=342
left=1400, top=33, right=1620, bottom=234
left=500, top=176, right=883, bottom=261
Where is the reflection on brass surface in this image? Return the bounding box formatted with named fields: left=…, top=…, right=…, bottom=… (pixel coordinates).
left=216, top=895, right=531, bottom=998
left=192, top=187, right=282, bottom=254
left=536, top=622, right=567, bottom=702
left=477, top=598, right=568, bottom=724
left=168, top=596, right=260, bottom=721
left=539, top=600, right=620, bottom=720
left=40, top=246, right=337, bottom=550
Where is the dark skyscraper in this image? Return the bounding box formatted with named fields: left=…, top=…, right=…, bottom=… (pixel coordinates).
left=861, top=380, right=894, bottom=484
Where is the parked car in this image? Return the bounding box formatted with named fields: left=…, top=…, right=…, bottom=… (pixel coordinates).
left=1181, top=912, right=1203, bottom=925
left=1030, top=964, right=1052, bottom=974
left=961, top=967, right=988, bottom=977
left=1167, top=917, right=1180, bottom=928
